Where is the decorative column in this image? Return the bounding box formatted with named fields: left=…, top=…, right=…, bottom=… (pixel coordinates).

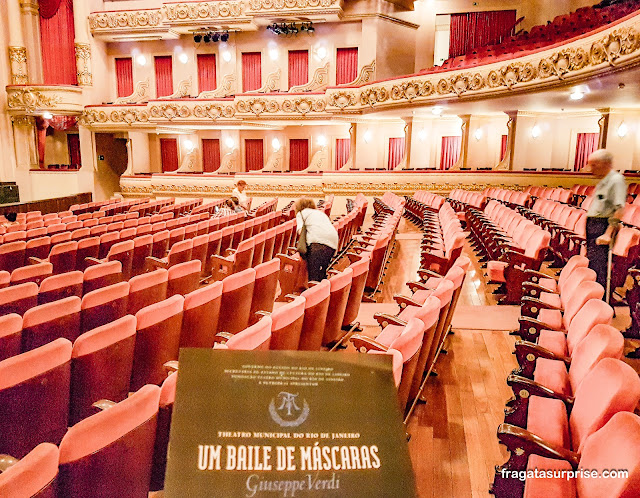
left=496, top=111, right=518, bottom=170
left=597, top=108, right=610, bottom=150
left=8, top=0, right=28, bottom=84
left=73, top=0, right=92, bottom=86
left=401, top=117, right=413, bottom=170
left=451, top=115, right=470, bottom=170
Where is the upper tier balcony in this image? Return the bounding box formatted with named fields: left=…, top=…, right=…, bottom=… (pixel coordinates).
left=89, top=0, right=344, bottom=41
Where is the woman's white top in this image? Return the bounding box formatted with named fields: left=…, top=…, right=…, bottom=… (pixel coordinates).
left=296, top=208, right=339, bottom=250
left=232, top=188, right=249, bottom=209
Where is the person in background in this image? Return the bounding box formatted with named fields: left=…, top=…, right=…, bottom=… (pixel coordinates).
left=294, top=197, right=339, bottom=282
left=585, top=149, right=627, bottom=291
left=232, top=180, right=250, bottom=210
left=214, top=198, right=243, bottom=217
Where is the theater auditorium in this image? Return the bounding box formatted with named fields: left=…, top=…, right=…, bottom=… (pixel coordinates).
left=1, top=0, right=640, bottom=496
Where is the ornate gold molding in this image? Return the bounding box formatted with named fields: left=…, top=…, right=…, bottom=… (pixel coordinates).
left=75, top=42, right=92, bottom=87
left=7, top=87, right=61, bottom=112
left=113, top=79, right=150, bottom=105
left=289, top=62, right=329, bottom=92
left=8, top=46, right=28, bottom=85
left=337, top=60, right=375, bottom=87
left=245, top=69, right=281, bottom=94
left=19, top=0, right=39, bottom=15
left=157, top=77, right=192, bottom=99
left=197, top=74, right=236, bottom=98
left=11, top=115, right=36, bottom=127
left=89, top=10, right=164, bottom=31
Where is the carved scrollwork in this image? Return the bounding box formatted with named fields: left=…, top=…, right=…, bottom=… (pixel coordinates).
left=436, top=79, right=451, bottom=95
left=248, top=0, right=338, bottom=11
left=499, top=63, right=536, bottom=89
left=469, top=73, right=486, bottom=91
left=113, top=80, right=149, bottom=104
left=7, top=88, right=61, bottom=112
left=109, top=109, right=150, bottom=125
left=8, top=46, right=28, bottom=85
left=537, top=58, right=556, bottom=79
left=281, top=97, right=326, bottom=114
left=164, top=2, right=245, bottom=20
left=289, top=62, right=330, bottom=92
left=197, top=74, right=236, bottom=98
left=245, top=69, right=280, bottom=94
left=149, top=104, right=191, bottom=120
left=89, top=10, right=164, bottom=30
left=359, top=87, right=388, bottom=107
left=337, top=60, right=376, bottom=87
left=329, top=91, right=357, bottom=109
left=391, top=81, right=421, bottom=101
left=157, top=77, right=192, bottom=99
left=236, top=99, right=279, bottom=115
left=193, top=104, right=236, bottom=119
left=449, top=74, right=470, bottom=96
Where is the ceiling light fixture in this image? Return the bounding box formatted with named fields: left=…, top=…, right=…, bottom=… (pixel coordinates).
left=418, top=129, right=428, bottom=142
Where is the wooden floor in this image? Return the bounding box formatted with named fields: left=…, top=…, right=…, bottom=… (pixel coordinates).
left=370, top=218, right=516, bottom=498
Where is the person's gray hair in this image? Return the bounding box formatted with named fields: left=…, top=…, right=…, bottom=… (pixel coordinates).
left=588, top=149, right=613, bottom=166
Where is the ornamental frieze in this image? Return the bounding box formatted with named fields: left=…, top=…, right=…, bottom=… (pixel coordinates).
left=235, top=98, right=279, bottom=115
left=7, top=88, right=62, bottom=112
left=89, top=10, right=164, bottom=30
left=280, top=97, right=326, bottom=114
left=163, top=2, right=244, bottom=21
left=149, top=104, right=191, bottom=120
left=248, top=0, right=338, bottom=10
left=193, top=104, right=236, bottom=119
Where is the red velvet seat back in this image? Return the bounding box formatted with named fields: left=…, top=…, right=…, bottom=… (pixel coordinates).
left=298, top=279, right=331, bottom=351
left=249, top=258, right=280, bottom=326
left=151, top=230, right=169, bottom=259
left=131, top=235, right=153, bottom=277
left=219, top=225, right=235, bottom=254
left=131, top=295, right=184, bottom=390
left=217, top=268, right=256, bottom=335
left=0, top=241, right=27, bottom=273
left=231, top=222, right=246, bottom=250
left=222, top=316, right=272, bottom=351
left=38, top=270, right=83, bottom=305
left=22, top=296, right=82, bottom=352
left=0, top=313, right=22, bottom=361
left=322, top=268, right=353, bottom=346
left=0, top=281, right=38, bottom=317
left=167, top=239, right=193, bottom=268
left=70, top=315, right=137, bottom=425
left=190, top=234, right=209, bottom=274
left=11, top=262, right=53, bottom=286
left=342, top=255, right=370, bottom=327
left=180, top=281, right=223, bottom=348
left=167, top=259, right=201, bottom=297
left=128, top=269, right=168, bottom=316
left=0, top=442, right=59, bottom=498
left=25, top=236, right=51, bottom=261
left=107, top=240, right=135, bottom=280
left=262, top=227, right=277, bottom=262
left=58, top=385, right=160, bottom=498
left=150, top=374, right=177, bottom=491
left=76, top=237, right=100, bottom=271
left=269, top=296, right=306, bottom=350
left=0, top=339, right=72, bottom=458
left=168, top=227, right=185, bottom=249
left=204, top=230, right=223, bottom=276
left=233, top=238, right=255, bottom=273
left=80, top=281, right=130, bottom=333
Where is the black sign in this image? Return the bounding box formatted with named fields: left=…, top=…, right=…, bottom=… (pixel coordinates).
left=164, top=349, right=416, bottom=497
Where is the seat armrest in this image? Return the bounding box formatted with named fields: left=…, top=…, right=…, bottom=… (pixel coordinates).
left=418, top=268, right=444, bottom=281
left=92, top=399, right=117, bottom=411
left=393, top=294, right=422, bottom=309
left=523, top=269, right=552, bottom=284
left=164, top=360, right=179, bottom=373
left=521, top=296, right=561, bottom=318
left=84, top=257, right=103, bottom=267
left=0, top=455, right=18, bottom=473
left=214, top=332, right=234, bottom=344
left=145, top=256, right=169, bottom=270
left=507, top=374, right=574, bottom=405
left=522, top=281, right=557, bottom=299
left=407, top=281, right=434, bottom=292
left=373, top=312, right=407, bottom=328
left=28, top=256, right=44, bottom=265
left=350, top=334, right=389, bottom=353
left=514, top=340, right=570, bottom=377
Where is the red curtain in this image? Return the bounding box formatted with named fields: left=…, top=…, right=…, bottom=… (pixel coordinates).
left=336, top=48, right=358, bottom=85
left=39, top=0, right=76, bottom=85
left=160, top=138, right=179, bottom=172
left=197, top=54, right=217, bottom=93
left=449, top=10, right=517, bottom=58
left=245, top=139, right=264, bottom=171
left=242, top=53, right=262, bottom=92
left=574, top=133, right=600, bottom=172
left=155, top=56, right=173, bottom=97
left=115, top=58, right=134, bottom=97
left=289, top=139, right=309, bottom=172
left=500, top=134, right=508, bottom=161
left=440, top=136, right=462, bottom=170
left=288, top=50, right=309, bottom=89
left=67, top=134, right=81, bottom=168
left=388, top=137, right=405, bottom=170
left=335, top=138, right=350, bottom=170
left=202, top=139, right=221, bottom=172
left=36, top=118, right=49, bottom=169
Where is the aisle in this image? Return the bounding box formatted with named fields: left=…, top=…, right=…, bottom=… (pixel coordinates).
left=361, top=217, right=519, bottom=498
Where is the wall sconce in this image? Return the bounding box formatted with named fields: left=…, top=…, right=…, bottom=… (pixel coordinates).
left=178, top=53, right=189, bottom=64
left=271, top=138, right=281, bottom=151
left=363, top=130, right=373, bottom=143
left=183, top=139, right=195, bottom=152
left=221, top=50, right=232, bottom=63
left=42, top=111, right=53, bottom=120
left=136, top=54, right=147, bottom=66
left=269, top=47, right=279, bottom=61
left=474, top=128, right=483, bottom=141
left=570, top=89, right=584, bottom=100
left=317, top=135, right=327, bottom=147
left=618, top=122, right=629, bottom=138
left=225, top=137, right=235, bottom=149
left=418, top=129, right=427, bottom=142
left=531, top=125, right=541, bottom=139
left=432, top=106, right=443, bottom=116
left=316, top=46, right=328, bottom=60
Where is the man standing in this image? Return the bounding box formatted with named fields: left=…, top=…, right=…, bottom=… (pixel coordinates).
left=585, top=149, right=627, bottom=291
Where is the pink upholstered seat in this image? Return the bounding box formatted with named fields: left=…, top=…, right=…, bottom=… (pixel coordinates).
left=76, top=236, right=100, bottom=271
left=38, top=270, right=83, bottom=305
left=83, top=260, right=122, bottom=295
left=131, top=295, right=184, bottom=390
left=180, top=281, right=223, bottom=348
left=0, top=281, right=38, bottom=316
left=0, top=442, right=60, bottom=498
left=269, top=295, right=306, bottom=350
left=128, top=268, right=168, bottom=315
left=217, top=316, right=273, bottom=351
left=342, top=254, right=371, bottom=328
left=298, top=279, right=331, bottom=351
left=249, top=258, right=280, bottom=325
left=0, top=241, right=27, bottom=273
left=167, top=259, right=201, bottom=297
left=0, top=313, right=22, bottom=361
left=216, top=268, right=256, bottom=335
left=58, top=384, right=160, bottom=498
left=131, top=235, right=153, bottom=277
left=25, top=236, right=51, bottom=262
left=369, top=348, right=403, bottom=388
left=22, top=296, right=82, bottom=351
left=70, top=314, right=137, bottom=424
left=10, top=262, right=53, bottom=286
left=80, top=281, right=130, bottom=333
left=0, top=338, right=72, bottom=458
left=322, top=267, right=353, bottom=347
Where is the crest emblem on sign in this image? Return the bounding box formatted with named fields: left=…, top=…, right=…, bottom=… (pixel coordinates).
left=269, top=392, right=310, bottom=427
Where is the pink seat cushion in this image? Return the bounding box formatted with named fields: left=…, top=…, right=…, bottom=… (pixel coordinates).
left=538, top=309, right=563, bottom=330
left=486, top=261, right=507, bottom=282
left=537, top=330, right=568, bottom=357
left=533, top=358, right=571, bottom=397
left=376, top=324, right=404, bottom=346
left=409, top=289, right=432, bottom=305
left=527, top=396, right=571, bottom=449
left=0, top=443, right=60, bottom=497
left=523, top=455, right=576, bottom=498
left=540, top=292, right=562, bottom=309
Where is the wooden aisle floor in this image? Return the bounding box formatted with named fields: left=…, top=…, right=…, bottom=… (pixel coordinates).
left=370, top=218, right=517, bottom=498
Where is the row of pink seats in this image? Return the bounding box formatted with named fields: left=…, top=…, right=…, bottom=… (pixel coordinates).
left=373, top=191, right=406, bottom=218
left=420, top=202, right=465, bottom=275
left=128, top=197, right=176, bottom=217
left=158, top=198, right=203, bottom=218
left=485, top=187, right=532, bottom=208
left=403, top=190, right=445, bottom=224
left=447, top=189, right=487, bottom=212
